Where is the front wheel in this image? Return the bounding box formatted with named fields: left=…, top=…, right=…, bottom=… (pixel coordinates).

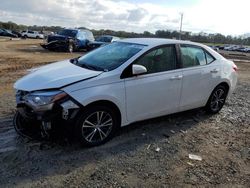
left=205, top=85, right=228, bottom=114
left=13, top=112, right=41, bottom=139
left=76, top=106, right=119, bottom=146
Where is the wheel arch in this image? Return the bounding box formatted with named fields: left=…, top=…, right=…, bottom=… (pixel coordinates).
left=83, top=100, right=122, bottom=127
left=217, top=82, right=230, bottom=93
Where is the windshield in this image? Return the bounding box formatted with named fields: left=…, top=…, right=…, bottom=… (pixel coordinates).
left=76, top=42, right=145, bottom=71
left=58, top=29, right=77, bottom=37
left=96, top=36, right=112, bottom=42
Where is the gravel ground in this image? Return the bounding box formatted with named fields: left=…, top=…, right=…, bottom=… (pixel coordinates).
left=0, top=39, right=249, bottom=187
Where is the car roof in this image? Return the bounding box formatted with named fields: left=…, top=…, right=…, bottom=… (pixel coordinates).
left=64, top=28, right=91, bottom=32
left=119, top=38, right=225, bottom=60
left=120, top=38, right=205, bottom=47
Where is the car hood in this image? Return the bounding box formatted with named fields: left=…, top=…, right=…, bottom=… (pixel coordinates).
left=91, top=41, right=107, bottom=45
left=14, top=60, right=103, bottom=91
left=47, top=34, right=72, bottom=43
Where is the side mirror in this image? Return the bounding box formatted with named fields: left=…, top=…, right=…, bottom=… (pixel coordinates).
left=132, top=64, right=147, bottom=75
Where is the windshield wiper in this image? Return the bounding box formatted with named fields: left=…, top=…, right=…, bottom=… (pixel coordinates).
left=82, top=63, right=108, bottom=72
left=70, top=58, right=108, bottom=72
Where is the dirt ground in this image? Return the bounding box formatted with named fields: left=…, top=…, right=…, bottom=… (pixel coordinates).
left=0, top=39, right=249, bottom=187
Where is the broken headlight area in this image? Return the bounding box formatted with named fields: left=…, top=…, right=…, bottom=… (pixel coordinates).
left=14, top=90, right=80, bottom=139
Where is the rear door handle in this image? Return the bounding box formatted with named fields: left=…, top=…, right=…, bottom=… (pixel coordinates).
left=210, top=69, right=219, bottom=73
left=170, top=75, right=183, bottom=80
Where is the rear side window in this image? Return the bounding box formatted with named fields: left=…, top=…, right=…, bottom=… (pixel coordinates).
left=205, top=52, right=215, bottom=64
left=180, top=46, right=206, bottom=67
left=136, top=45, right=177, bottom=74
left=86, top=31, right=94, bottom=41
left=77, top=32, right=85, bottom=40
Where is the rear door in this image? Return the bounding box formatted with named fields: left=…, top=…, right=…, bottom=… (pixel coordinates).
left=124, top=45, right=183, bottom=122
left=178, top=45, right=220, bottom=111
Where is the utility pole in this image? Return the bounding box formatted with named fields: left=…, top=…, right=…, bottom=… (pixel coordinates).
left=179, top=13, right=183, bottom=40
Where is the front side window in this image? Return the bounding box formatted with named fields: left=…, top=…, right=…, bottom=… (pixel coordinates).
left=76, top=42, right=145, bottom=71
left=135, top=45, right=177, bottom=74
left=180, top=46, right=207, bottom=67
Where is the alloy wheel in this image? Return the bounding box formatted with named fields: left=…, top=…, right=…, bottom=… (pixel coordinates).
left=81, top=111, right=113, bottom=143
left=210, top=88, right=225, bottom=111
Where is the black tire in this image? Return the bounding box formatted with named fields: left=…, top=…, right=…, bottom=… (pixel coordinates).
left=24, top=35, right=28, bottom=39
left=205, top=85, right=228, bottom=114
left=36, top=36, right=39, bottom=39
left=75, top=105, right=119, bottom=147
left=13, top=111, right=41, bottom=139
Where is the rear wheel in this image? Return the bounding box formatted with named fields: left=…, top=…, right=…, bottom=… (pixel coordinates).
left=205, top=85, right=228, bottom=114
left=76, top=105, right=119, bottom=146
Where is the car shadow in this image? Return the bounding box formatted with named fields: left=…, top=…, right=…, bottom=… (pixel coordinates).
left=0, top=108, right=212, bottom=186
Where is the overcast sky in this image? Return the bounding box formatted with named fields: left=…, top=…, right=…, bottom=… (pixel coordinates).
left=0, top=0, right=249, bottom=35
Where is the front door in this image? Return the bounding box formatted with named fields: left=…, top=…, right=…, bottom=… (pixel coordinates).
left=124, top=45, right=182, bottom=123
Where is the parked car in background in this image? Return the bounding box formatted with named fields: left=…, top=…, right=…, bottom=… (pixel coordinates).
left=10, top=30, right=22, bottom=38
left=231, top=46, right=242, bottom=51
left=41, top=29, right=94, bottom=52
left=88, top=35, right=120, bottom=50
left=235, top=47, right=246, bottom=52
left=21, top=30, right=44, bottom=39
left=216, top=45, right=224, bottom=50
left=224, top=45, right=236, bottom=51
left=241, top=47, right=250, bottom=52
left=0, top=29, right=18, bottom=38
left=223, top=45, right=243, bottom=51
left=14, top=38, right=238, bottom=146
left=209, top=46, right=219, bottom=51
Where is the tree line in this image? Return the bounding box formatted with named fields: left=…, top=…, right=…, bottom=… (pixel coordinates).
left=1, top=21, right=250, bottom=45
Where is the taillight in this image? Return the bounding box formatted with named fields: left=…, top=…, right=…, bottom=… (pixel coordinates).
left=233, top=64, right=238, bottom=72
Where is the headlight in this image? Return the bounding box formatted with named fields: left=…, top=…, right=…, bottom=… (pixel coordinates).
left=26, top=90, right=67, bottom=107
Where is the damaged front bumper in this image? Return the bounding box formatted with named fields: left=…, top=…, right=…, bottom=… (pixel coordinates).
left=14, top=90, right=81, bottom=138
left=41, top=40, right=69, bottom=51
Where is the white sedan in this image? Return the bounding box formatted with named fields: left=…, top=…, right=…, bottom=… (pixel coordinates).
left=14, top=38, right=238, bottom=146
left=21, top=30, right=44, bottom=39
